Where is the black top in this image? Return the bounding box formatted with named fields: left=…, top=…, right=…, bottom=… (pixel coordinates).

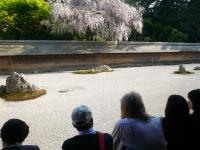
left=161, top=117, right=191, bottom=150
left=190, top=111, right=200, bottom=150
left=2, top=145, right=40, bottom=150
left=62, top=133, right=113, bottom=150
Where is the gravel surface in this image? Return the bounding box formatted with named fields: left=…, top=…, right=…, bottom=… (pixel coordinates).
left=0, top=64, right=200, bottom=149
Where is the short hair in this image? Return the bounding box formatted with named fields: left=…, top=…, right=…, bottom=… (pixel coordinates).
left=188, top=89, right=200, bottom=111
left=1, top=119, right=29, bottom=144
left=71, top=105, right=93, bottom=131
left=165, top=95, right=189, bottom=121
left=121, top=91, right=149, bottom=121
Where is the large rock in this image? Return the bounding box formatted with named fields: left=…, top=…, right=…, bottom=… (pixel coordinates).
left=6, top=72, right=39, bottom=93
left=95, top=65, right=113, bottom=72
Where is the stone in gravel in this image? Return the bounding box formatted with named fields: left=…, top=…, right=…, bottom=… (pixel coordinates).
left=6, top=72, right=39, bottom=93
left=194, top=66, right=200, bottom=70
left=0, top=85, right=6, bottom=95
left=179, top=65, right=186, bottom=73
left=95, top=65, right=113, bottom=72
left=59, top=89, right=74, bottom=93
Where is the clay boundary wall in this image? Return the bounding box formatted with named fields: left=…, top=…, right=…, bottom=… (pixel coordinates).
left=1, top=41, right=200, bottom=55
left=0, top=52, right=200, bottom=74
left=0, top=41, right=200, bottom=74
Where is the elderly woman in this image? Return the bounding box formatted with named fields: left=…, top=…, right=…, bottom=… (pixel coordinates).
left=112, top=91, right=167, bottom=150
left=62, top=105, right=113, bottom=150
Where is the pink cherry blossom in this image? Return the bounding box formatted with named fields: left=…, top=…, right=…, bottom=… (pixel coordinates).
left=50, top=0, right=143, bottom=41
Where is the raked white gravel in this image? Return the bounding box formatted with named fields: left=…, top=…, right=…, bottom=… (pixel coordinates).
left=0, top=64, right=200, bottom=150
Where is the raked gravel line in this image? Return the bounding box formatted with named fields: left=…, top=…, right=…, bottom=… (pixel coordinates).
left=0, top=64, right=200, bottom=149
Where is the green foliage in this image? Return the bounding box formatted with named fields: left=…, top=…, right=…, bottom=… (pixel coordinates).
left=130, top=19, right=187, bottom=42
left=73, top=69, right=103, bottom=74
left=124, top=0, right=139, bottom=5
left=0, top=0, right=199, bottom=42
left=128, top=0, right=200, bottom=43
left=0, top=0, right=51, bottom=39
left=73, top=67, right=113, bottom=74
left=0, top=11, right=15, bottom=38
left=1, top=89, right=46, bottom=101
left=50, top=27, right=103, bottom=41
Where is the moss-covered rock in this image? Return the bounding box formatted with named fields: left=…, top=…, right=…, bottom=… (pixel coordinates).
left=0, top=72, right=46, bottom=101
left=73, top=69, right=102, bottom=74
left=73, top=65, right=113, bottom=74
left=1, top=89, right=46, bottom=101
left=95, top=65, right=113, bottom=72
left=174, top=65, right=193, bottom=75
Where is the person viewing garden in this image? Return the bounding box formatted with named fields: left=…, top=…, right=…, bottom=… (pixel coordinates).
left=112, top=91, right=167, bottom=150
left=161, top=95, right=191, bottom=150
left=0, top=119, right=40, bottom=150
left=188, top=89, right=200, bottom=150
left=62, top=105, right=113, bottom=150
left=1, top=90, right=200, bottom=150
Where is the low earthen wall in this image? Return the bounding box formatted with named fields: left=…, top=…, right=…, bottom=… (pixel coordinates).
left=0, top=52, right=200, bottom=74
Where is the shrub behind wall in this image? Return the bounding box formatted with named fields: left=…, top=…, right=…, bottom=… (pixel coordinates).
left=0, top=0, right=51, bottom=40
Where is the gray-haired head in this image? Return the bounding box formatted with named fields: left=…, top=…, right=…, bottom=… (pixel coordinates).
left=121, top=91, right=149, bottom=121
left=71, top=105, right=93, bottom=130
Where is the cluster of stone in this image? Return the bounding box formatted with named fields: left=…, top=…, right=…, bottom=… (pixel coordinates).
left=194, top=66, right=200, bottom=70
left=0, top=72, right=40, bottom=95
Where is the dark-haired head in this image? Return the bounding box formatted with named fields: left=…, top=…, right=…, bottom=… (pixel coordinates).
left=165, top=95, right=189, bottom=122
left=1, top=119, right=29, bottom=146
left=121, top=91, right=149, bottom=121
left=188, top=89, right=200, bottom=112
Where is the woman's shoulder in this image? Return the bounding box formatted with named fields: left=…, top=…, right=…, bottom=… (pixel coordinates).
left=116, top=118, right=135, bottom=125
left=148, top=116, right=163, bottom=125
left=116, top=117, right=163, bottom=126
left=116, top=118, right=146, bottom=126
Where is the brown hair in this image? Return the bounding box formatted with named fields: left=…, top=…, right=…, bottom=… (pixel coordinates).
left=121, top=91, right=149, bottom=121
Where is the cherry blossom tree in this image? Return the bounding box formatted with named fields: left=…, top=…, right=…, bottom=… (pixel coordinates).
left=49, top=0, right=143, bottom=41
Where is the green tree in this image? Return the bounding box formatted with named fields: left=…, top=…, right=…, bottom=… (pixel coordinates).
left=186, top=0, right=200, bottom=42
left=128, top=0, right=199, bottom=43
left=0, top=11, right=15, bottom=39
left=0, top=0, right=51, bottom=39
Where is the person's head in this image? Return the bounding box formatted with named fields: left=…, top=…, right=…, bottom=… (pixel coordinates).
left=188, top=89, right=200, bottom=111
left=71, top=105, right=93, bottom=131
left=121, top=91, right=149, bottom=121
left=165, top=95, right=189, bottom=121
left=1, top=119, right=29, bottom=147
